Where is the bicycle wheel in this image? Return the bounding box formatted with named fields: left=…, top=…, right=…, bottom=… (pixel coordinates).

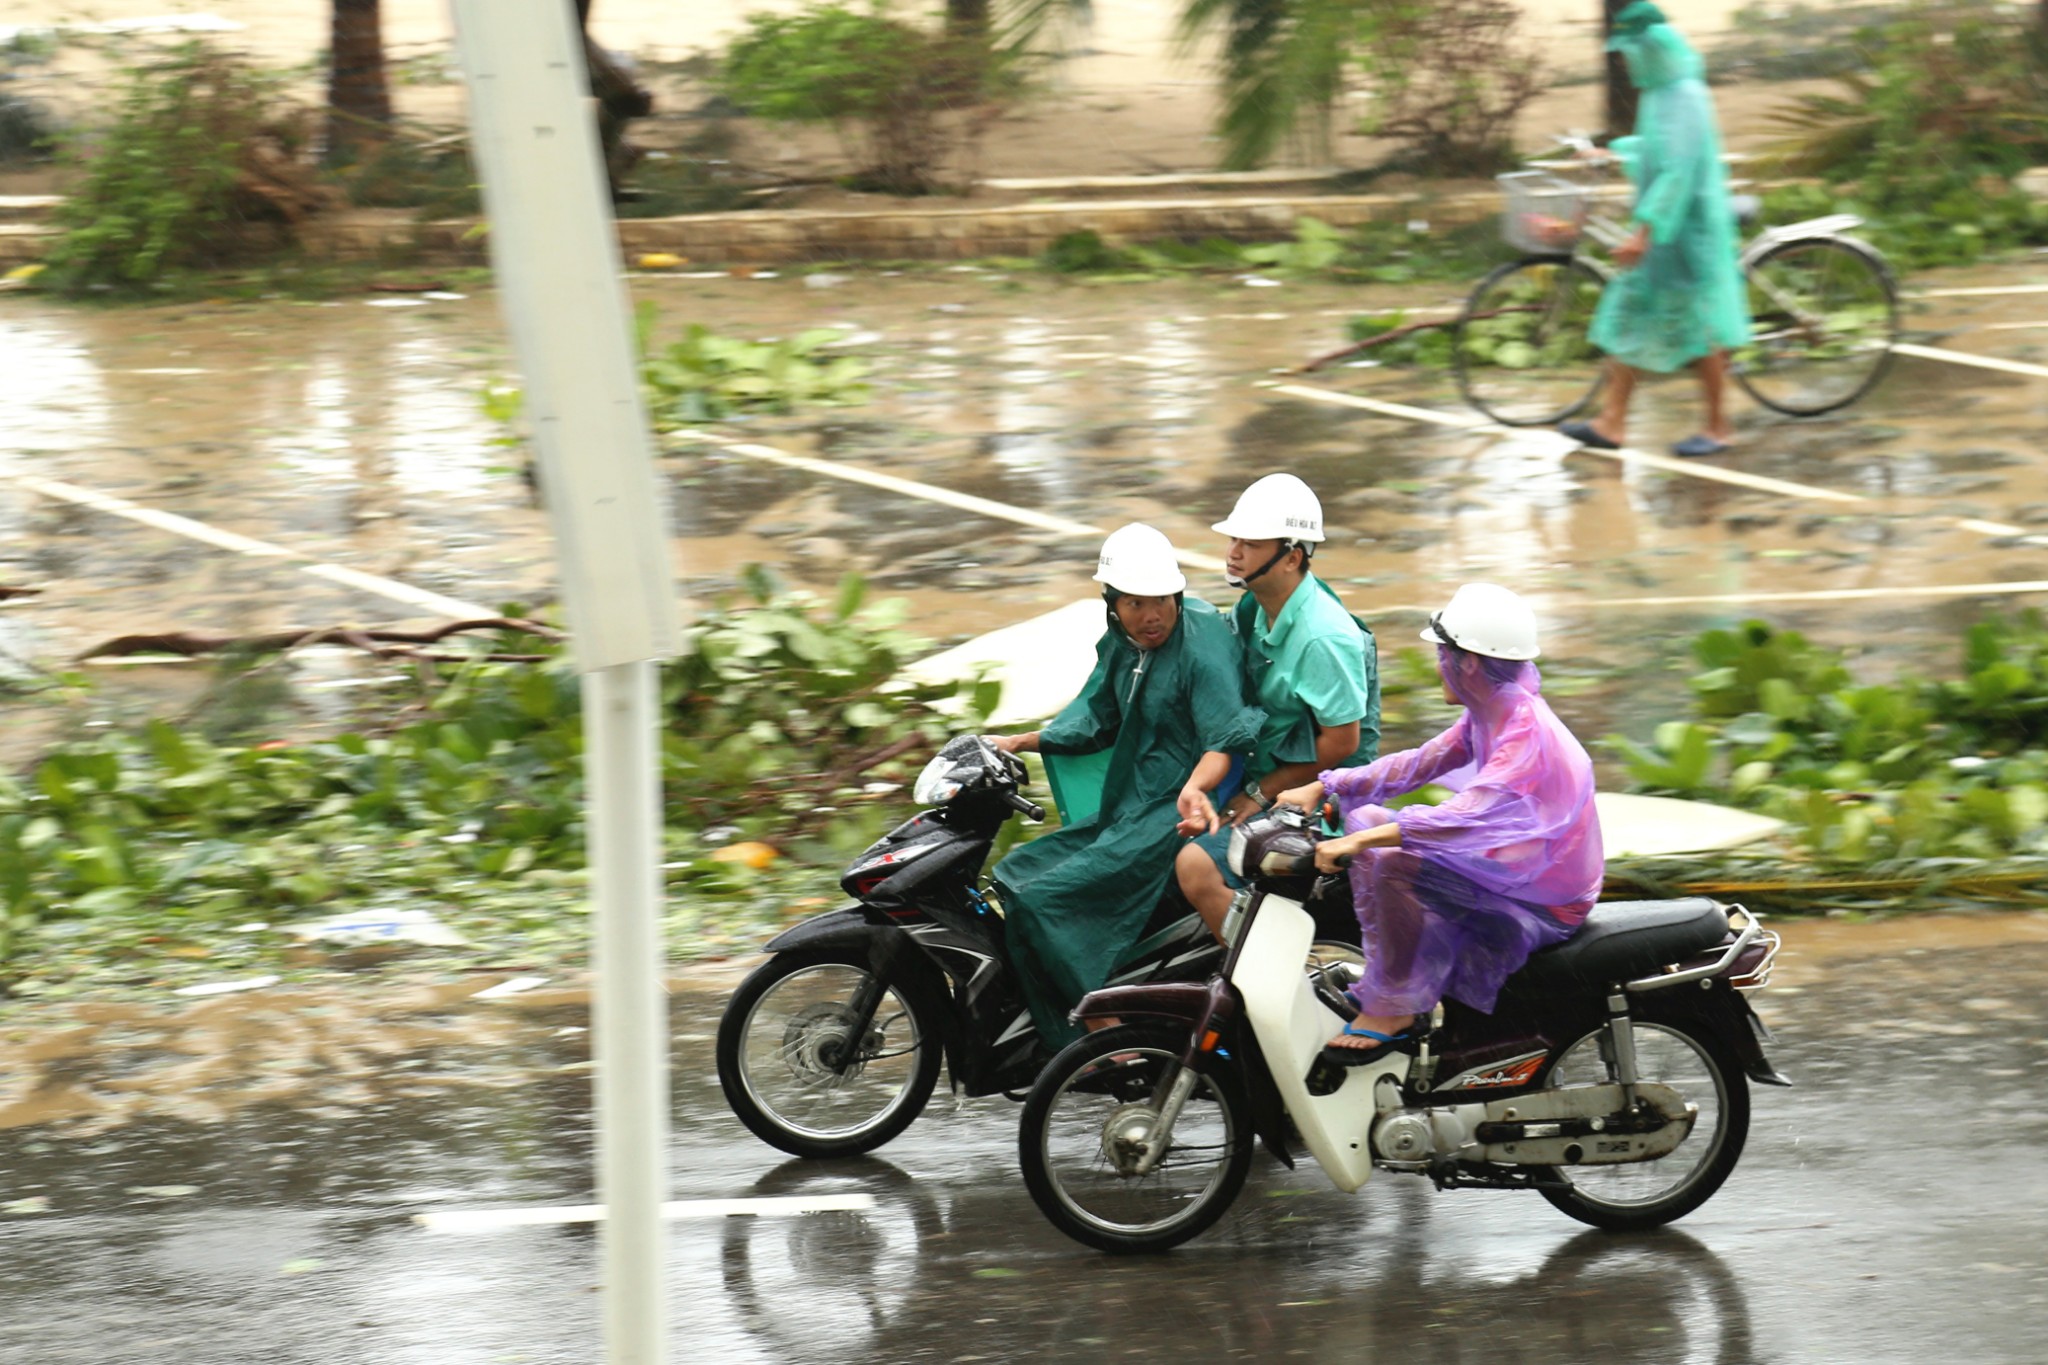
left=1734, top=236, right=1898, bottom=417
left=1454, top=256, right=1610, bottom=427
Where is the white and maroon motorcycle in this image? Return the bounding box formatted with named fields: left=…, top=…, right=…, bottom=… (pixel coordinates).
left=1018, top=805, right=1786, bottom=1253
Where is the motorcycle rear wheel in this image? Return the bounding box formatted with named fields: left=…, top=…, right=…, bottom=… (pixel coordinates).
left=716, top=946, right=943, bottom=1159
left=1536, top=1017, right=1750, bottom=1231
left=1019, top=1023, right=1253, bottom=1254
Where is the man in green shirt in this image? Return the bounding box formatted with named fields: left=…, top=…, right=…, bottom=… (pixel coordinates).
left=1175, top=473, right=1380, bottom=937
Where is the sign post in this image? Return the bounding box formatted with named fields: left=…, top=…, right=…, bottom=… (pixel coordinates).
left=450, top=4, right=682, bottom=1361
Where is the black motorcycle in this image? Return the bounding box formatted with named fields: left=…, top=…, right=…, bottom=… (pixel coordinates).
left=715, top=735, right=1363, bottom=1158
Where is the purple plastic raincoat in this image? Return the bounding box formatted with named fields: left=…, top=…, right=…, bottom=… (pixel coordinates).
left=1321, top=649, right=1602, bottom=1017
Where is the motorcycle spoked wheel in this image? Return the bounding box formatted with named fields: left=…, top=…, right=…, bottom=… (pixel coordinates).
left=1535, top=1017, right=1751, bottom=1231
left=1019, top=1023, right=1254, bottom=1254
left=716, top=946, right=943, bottom=1159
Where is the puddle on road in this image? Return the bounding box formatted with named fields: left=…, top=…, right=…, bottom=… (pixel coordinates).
left=5, top=266, right=2048, bottom=771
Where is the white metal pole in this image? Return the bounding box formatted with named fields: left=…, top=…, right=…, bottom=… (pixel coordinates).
left=450, top=4, right=681, bottom=1362
left=584, top=660, right=668, bottom=1365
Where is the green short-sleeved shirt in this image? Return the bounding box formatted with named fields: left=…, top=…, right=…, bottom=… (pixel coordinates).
left=1239, top=573, right=1376, bottom=775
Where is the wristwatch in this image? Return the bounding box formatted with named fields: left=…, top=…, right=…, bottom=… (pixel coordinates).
left=1242, top=777, right=1272, bottom=810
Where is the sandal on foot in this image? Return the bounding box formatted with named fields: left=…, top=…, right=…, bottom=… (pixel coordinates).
left=1320, top=1019, right=1414, bottom=1068
left=1672, top=434, right=1731, bottom=458
left=1559, top=420, right=1621, bottom=451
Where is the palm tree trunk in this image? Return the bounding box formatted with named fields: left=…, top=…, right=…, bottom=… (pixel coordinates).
left=947, top=0, right=991, bottom=34
left=1603, top=0, right=1638, bottom=137
left=327, top=0, right=392, bottom=164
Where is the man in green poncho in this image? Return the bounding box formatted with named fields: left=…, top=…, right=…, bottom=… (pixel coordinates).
left=1561, top=2, right=1751, bottom=459
left=988, top=523, right=1263, bottom=1045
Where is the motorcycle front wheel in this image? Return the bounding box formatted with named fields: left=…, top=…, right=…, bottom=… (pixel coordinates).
left=1536, top=1016, right=1750, bottom=1231
left=716, top=946, right=943, bottom=1159
left=1019, top=1023, right=1253, bottom=1254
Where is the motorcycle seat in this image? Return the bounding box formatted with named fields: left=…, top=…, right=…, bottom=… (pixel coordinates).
left=1511, top=897, right=1729, bottom=992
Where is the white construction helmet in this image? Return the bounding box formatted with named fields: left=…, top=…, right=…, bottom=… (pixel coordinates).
left=1211, top=473, right=1326, bottom=544
left=1093, top=523, right=1188, bottom=597
left=1420, top=583, right=1541, bottom=660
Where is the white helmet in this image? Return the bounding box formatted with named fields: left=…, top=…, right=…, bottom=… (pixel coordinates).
left=1093, top=523, right=1187, bottom=597
left=1420, top=583, right=1540, bottom=660
left=1211, top=473, right=1325, bottom=544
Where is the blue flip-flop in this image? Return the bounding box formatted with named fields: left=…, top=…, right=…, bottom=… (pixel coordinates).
left=1321, top=1019, right=1414, bottom=1068
left=1559, top=420, right=1621, bottom=451
left=1672, top=434, right=1731, bottom=458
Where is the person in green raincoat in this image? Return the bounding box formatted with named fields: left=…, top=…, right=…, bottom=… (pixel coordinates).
left=988, top=523, right=1262, bottom=1045
left=1563, top=2, right=1751, bottom=459
left=1174, top=473, right=1380, bottom=939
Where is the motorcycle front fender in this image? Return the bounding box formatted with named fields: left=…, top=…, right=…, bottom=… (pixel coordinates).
left=762, top=905, right=887, bottom=953
left=1072, top=981, right=1211, bottom=1026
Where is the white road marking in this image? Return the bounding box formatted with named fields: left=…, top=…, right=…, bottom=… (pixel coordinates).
left=415, top=1194, right=877, bottom=1233
left=1264, top=382, right=1484, bottom=429
left=1596, top=580, right=2048, bottom=608
left=1566, top=442, right=1869, bottom=504
left=690, top=434, right=1230, bottom=573
left=1893, top=342, right=2048, bottom=380
left=1915, top=283, right=2048, bottom=299
left=1262, top=378, right=2041, bottom=533
left=4, top=473, right=496, bottom=619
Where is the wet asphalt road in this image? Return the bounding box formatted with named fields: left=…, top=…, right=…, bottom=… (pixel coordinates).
left=3, top=917, right=2046, bottom=1364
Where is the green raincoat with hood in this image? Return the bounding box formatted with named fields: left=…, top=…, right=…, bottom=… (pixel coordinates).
left=993, top=595, right=1261, bottom=1045
left=1588, top=3, right=1751, bottom=374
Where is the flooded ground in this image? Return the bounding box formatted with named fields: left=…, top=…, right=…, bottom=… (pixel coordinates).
left=8, top=256, right=2048, bottom=764
left=1, top=911, right=2045, bottom=1363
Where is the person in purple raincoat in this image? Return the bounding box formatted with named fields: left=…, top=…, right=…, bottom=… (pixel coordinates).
left=1273, top=583, right=1602, bottom=1064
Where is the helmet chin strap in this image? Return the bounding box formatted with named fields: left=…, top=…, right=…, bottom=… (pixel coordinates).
left=1225, top=541, right=1299, bottom=590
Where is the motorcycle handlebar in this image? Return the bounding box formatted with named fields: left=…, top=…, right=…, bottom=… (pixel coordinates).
left=1004, top=790, right=1046, bottom=822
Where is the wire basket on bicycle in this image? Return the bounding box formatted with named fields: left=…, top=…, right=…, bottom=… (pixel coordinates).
left=1497, top=171, right=1590, bottom=256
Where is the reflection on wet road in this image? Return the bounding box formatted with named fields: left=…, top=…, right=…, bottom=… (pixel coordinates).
left=7, top=261, right=2048, bottom=679
left=3, top=915, right=2046, bottom=1363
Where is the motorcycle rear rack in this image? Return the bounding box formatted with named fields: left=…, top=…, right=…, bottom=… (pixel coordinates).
left=1624, top=903, right=1778, bottom=995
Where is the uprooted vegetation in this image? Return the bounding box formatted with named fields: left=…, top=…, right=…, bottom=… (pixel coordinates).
left=39, top=44, right=333, bottom=291
left=1604, top=612, right=2048, bottom=907
left=0, top=571, right=996, bottom=994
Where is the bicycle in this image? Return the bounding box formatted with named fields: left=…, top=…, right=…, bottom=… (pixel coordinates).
left=1451, top=141, right=1901, bottom=428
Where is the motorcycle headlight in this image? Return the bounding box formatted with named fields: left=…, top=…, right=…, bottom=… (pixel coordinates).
left=913, top=753, right=966, bottom=807
left=1227, top=824, right=1249, bottom=878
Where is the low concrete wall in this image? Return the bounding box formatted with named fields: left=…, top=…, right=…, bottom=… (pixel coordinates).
left=608, top=191, right=1502, bottom=266
left=1, top=190, right=1506, bottom=270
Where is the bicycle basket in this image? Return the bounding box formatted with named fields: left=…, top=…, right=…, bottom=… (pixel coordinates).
left=1498, top=171, right=1587, bottom=255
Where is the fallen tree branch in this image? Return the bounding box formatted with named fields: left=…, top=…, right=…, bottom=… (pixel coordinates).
left=1296, top=304, right=1535, bottom=372
left=829, top=733, right=926, bottom=785
left=78, top=617, right=563, bottom=664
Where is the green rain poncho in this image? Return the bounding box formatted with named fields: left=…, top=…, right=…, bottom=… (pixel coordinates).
left=1588, top=6, right=1751, bottom=374
left=993, top=596, right=1261, bottom=1045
